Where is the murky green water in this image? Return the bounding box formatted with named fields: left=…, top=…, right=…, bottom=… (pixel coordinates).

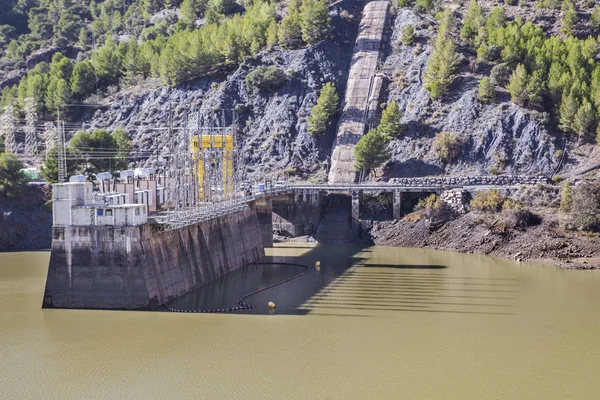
left=1, top=244, right=600, bottom=399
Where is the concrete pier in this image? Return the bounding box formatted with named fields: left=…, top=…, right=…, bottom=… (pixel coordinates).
left=43, top=208, right=264, bottom=309
left=393, top=190, right=403, bottom=220
left=252, top=198, right=273, bottom=248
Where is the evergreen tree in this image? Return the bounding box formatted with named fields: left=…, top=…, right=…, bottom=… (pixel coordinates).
left=78, top=27, right=91, bottom=47
left=354, top=129, right=391, bottom=175
left=401, top=24, right=415, bottom=46
left=307, top=82, right=339, bottom=135
left=415, top=0, right=438, bottom=13
left=50, top=54, right=74, bottom=84
left=91, top=36, right=123, bottom=86
left=592, top=6, right=600, bottom=30
left=54, top=79, right=72, bottom=112
left=573, top=98, right=594, bottom=139
left=560, top=181, right=572, bottom=212
left=477, top=77, right=495, bottom=103
left=423, top=9, right=459, bottom=99
left=460, top=0, right=484, bottom=45
left=279, top=13, right=302, bottom=49
left=507, top=64, right=528, bottom=106
left=561, top=0, right=577, bottom=36
left=123, top=40, right=140, bottom=84
left=266, top=19, right=278, bottom=48
left=377, top=102, right=404, bottom=138
left=300, top=0, right=330, bottom=44
left=113, top=128, right=131, bottom=170
left=41, top=147, right=59, bottom=183
left=526, top=70, right=545, bottom=108
left=0, top=153, right=28, bottom=197
left=26, top=74, right=45, bottom=110
left=181, top=0, right=198, bottom=25
left=71, top=61, right=96, bottom=98
left=559, top=89, right=578, bottom=133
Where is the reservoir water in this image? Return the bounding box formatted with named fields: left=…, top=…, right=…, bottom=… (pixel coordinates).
left=1, top=243, right=600, bottom=399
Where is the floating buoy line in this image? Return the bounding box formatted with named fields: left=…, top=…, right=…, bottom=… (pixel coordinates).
left=164, top=262, right=311, bottom=314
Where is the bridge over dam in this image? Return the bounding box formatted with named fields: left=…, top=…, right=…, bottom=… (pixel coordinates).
left=42, top=175, right=548, bottom=310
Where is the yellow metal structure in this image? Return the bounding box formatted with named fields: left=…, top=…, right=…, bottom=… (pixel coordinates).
left=191, top=135, right=234, bottom=200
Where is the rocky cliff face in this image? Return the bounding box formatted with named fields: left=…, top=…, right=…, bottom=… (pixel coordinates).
left=86, top=0, right=362, bottom=182
left=380, top=9, right=562, bottom=179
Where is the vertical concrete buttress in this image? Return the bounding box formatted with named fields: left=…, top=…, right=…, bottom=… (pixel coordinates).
left=42, top=208, right=265, bottom=310
left=252, top=197, right=273, bottom=248
left=393, top=190, right=403, bottom=220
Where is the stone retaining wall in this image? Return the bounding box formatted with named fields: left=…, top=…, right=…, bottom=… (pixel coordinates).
left=388, top=175, right=550, bottom=187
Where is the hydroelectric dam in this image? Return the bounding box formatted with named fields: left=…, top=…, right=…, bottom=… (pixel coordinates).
left=42, top=173, right=548, bottom=310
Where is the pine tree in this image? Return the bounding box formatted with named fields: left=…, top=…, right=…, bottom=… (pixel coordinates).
left=507, top=64, right=528, bottom=106
left=460, top=0, right=484, bottom=45
left=401, top=24, right=415, bottom=46
left=78, top=27, right=91, bottom=47
left=307, top=82, right=339, bottom=135
left=377, top=102, right=404, bottom=138
left=423, top=10, right=459, bottom=99
left=592, top=6, right=600, bottom=30
left=50, top=54, right=74, bottom=84
left=526, top=70, right=545, bottom=108
left=123, top=40, right=140, bottom=84
left=26, top=74, right=45, bottom=110
left=91, top=36, right=123, bottom=86
left=54, top=79, right=72, bottom=112
left=477, top=77, right=495, bottom=103
left=354, top=129, right=391, bottom=175
left=266, top=19, right=278, bottom=48
left=0, top=153, right=28, bottom=197
left=561, top=0, right=577, bottom=36
left=279, top=13, right=302, bottom=49
left=41, top=147, right=59, bottom=183
left=181, top=0, right=197, bottom=25
left=71, top=61, right=96, bottom=98
left=560, top=181, right=572, bottom=212
left=559, top=89, right=578, bottom=133
left=573, top=98, right=594, bottom=139
left=113, top=128, right=131, bottom=170
left=300, top=0, right=331, bottom=44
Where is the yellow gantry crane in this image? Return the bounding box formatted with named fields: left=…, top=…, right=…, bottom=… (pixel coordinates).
left=191, top=134, right=234, bottom=201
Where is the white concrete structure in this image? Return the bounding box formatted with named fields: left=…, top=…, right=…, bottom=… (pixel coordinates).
left=53, top=182, right=147, bottom=227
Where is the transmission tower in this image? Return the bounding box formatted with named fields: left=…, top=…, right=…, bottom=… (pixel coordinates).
left=43, top=121, right=57, bottom=157
left=56, top=118, right=67, bottom=183
left=24, top=98, right=39, bottom=162
left=1, top=105, right=16, bottom=154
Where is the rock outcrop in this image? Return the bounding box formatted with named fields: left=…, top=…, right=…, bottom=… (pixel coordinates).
left=380, top=9, right=561, bottom=179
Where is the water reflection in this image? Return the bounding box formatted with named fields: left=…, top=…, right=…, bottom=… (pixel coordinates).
left=168, top=244, right=519, bottom=316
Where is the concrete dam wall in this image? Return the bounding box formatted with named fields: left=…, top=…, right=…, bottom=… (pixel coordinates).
left=42, top=208, right=264, bottom=310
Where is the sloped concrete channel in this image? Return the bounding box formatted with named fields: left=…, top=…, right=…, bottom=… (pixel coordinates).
left=329, top=0, right=390, bottom=184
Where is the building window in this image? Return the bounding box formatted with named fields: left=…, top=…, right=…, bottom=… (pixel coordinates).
left=135, top=208, right=140, bottom=216
left=106, top=209, right=113, bottom=216
left=96, top=209, right=104, bottom=216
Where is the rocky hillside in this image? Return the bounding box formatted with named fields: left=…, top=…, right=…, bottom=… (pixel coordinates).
left=85, top=0, right=361, bottom=182
left=2, top=0, right=599, bottom=181
left=381, top=7, right=562, bottom=178
left=85, top=0, right=599, bottom=181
